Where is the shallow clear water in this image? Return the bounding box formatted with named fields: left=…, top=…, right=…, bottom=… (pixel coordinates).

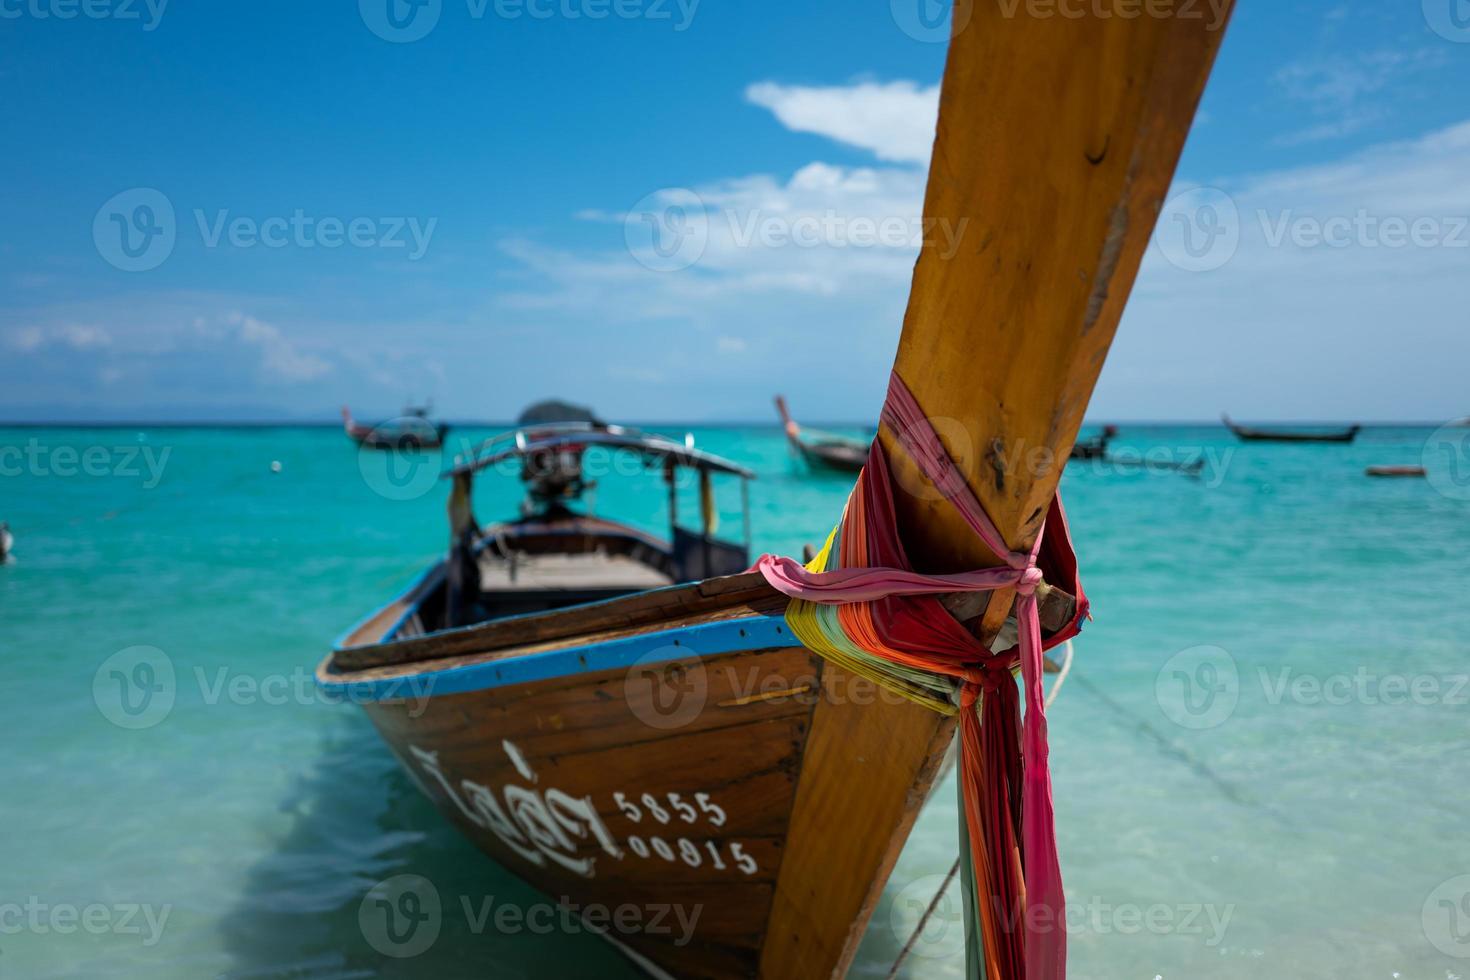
left=2, top=424, right=1468, bottom=979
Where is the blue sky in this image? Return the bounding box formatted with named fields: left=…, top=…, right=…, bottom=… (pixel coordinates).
left=2, top=0, right=1468, bottom=422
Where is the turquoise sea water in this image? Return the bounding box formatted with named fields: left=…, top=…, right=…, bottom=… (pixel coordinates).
left=3, top=423, right=1469, bottom=979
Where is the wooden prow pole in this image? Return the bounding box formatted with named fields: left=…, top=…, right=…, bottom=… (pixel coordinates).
left=879, top=0, right=1234, bottom=644
left=759, top=9, right=1236, bottom=980
left=774, top=394, right=802, bottom=447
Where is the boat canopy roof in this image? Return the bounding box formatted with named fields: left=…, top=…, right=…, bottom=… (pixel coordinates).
left=442, top=423, right=756, bottom=480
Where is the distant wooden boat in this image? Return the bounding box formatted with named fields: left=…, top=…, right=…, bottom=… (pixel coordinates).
left=1222, top=415, right=1360, bottom=443
left=774, top=395, right=868, bottom=473
left=1366, top=465, right=1426, bottom=478
left=318, top=8, right=1230, bottom=978
left=342, top=403, right=448, bottom=450
left=0, top=522, right=11, bottom=563
left=1069, top=425, right=1117, bottom=460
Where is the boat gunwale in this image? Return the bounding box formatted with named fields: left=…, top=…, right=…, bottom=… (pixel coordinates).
left=317, top=608, right=795, bottom=701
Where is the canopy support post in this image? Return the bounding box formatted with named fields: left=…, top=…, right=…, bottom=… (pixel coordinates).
left=446, top=471, right=479, bottom=629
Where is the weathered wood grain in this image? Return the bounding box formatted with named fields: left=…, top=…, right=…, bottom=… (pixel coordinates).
left=881, top=0, right=1233, bottom=643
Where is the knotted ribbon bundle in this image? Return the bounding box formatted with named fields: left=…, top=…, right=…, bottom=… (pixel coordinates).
left=756, top=371, right=1086, bottom=980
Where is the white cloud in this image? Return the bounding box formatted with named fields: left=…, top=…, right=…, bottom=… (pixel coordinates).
left=224, top=312, right=332, bottom=383
left=506, top=76, right=1470, bottom=421
left=744, top=80, right=939, bottom=164
left=6, top=323, right=111, bottom=351
left=1115, top=118, right=1470, bottom=419
left=7, top=326, right=44, bottom=351
left=1272, top=49, right=1447, bottom=146
left=716, top=336, right=746, bottom=353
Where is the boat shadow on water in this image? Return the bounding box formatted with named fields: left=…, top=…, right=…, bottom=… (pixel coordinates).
left=217, top=716, right=641, bottom=980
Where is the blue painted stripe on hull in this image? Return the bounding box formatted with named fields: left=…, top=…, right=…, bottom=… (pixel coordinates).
left=318, top=613, right=794, bottom=703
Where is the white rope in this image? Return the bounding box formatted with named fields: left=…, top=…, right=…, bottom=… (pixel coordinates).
left=1045, top=638, right=1075, bottom=710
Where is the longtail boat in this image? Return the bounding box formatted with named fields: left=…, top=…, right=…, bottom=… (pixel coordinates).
left=1222, top=414, right=1360, bottom=443
left=317, top=5, right=1231, bottom=977
left=1067, top=425, right=1116, bottom=461
left=342, top=403, right=449, bottom=450
left=774, top=395, right=868, bottom=473
left=1365, top=465, right=1426, bottom=478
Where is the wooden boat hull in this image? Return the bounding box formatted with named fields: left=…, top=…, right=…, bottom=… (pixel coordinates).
left=774, top=395, right=869, bottom=474
left=1223, top=416, right=1360, bottom=443
left=797, top=441, right=868, bottom=474
left=321, top=575, right=955, bottom=979
left=348, top=424, right=448, bottom=450
left=1365, top=465, right=1426, bottom=478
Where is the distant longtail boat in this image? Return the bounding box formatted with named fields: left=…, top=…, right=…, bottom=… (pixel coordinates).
left=773, top=395, right=868, bottom=473
left=1222, top=414, right=1360, bottom=443
left=342, top=403, right=448, bottom=450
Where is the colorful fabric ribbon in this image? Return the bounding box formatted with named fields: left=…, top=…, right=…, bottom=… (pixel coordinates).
left=755, top=371, right=1087, bottom=980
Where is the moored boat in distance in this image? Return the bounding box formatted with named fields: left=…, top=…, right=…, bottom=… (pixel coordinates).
left=1222, top=414, right=1360, bottom=443
left=1366, top=465, right=1426, bottom=478
left=773, top=395, right=868, bottom=473
left=342, top=402, right=448, bottom=450
left=0, top=522, right=11, bottom=563
left=1069, top=425, right=1117, bottom=460
left=318, top=5, right=1232, bottom=977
